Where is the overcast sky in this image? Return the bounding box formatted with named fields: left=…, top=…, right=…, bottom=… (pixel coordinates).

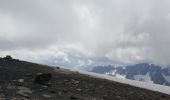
left=0, top=0, right=170, bottom=68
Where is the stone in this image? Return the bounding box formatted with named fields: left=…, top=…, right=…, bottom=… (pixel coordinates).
left=7, top=86, right=16, bottom=90
left=3, top=55, right=13, bottom=61
left=42, top=94, right=51, bottom=98
left=0, top=94, right=5, bottom=98
left=17, top=79, right=24, bottom=86
left=64, top=79, right=69, bottom=82
left=63, top=89, right=68, bottom=93
left=23, top=74, right=33, bottom=76
left=50, top=90, right=56, bottom=94
left=76, top=88, right=82, bottom=91
left=37, top=73, right=42, bottom=75
left=18, top=79, right=24, bottom=83
left=116, top=95, right=122, bottom=99
left=70, top=96, right=80, bottom=99
left=17, top=86, right=32, bottom=98
left=58, top=92, right=62, bottom=95
left=71, top=79, right=79, bottom=84
left=11, top=97, right=28, bottom=100
left=41, top=85, right=48, bottom=88
left=34, top=73, right=52, bottom=85
left=12, top=80, right=17, bottom=82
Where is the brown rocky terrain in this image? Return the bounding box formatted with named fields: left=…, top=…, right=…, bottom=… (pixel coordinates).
left=0, top=56, right=170, bottom=100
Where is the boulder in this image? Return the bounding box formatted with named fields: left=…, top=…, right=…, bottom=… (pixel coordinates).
left=3, top=55, right=13, bottom=61
left=34, top=73, right=52, bottom=85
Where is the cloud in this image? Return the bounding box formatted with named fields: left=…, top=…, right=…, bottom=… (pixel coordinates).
left=0, top=0, right=170, bottom=67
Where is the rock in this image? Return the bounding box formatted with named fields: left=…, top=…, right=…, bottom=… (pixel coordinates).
left=42, top=94, right=51, bottom=98
left=17, top=91, right=29, bottom=98
left=2, top=55, right=19, bottom=62
left=63, top=89, right=68, bottom=93
left=75, top=71, right=79, bottom=74
left=71, top=79, right=79, bottom=85
left=64, top=79, right=69, bottom=82
left=41, top=85, right=48, bottom=88
left=17, top=86, right=32, bottom=98
left=7, top=86, right=16, bottom=90
left=12, top=80, right=17, bottom=82
left=50, top=90, right=56, bottom=94
left=0, top=90, right=5, bottom=93
left=18, top=79, right=24, bottom=83
left=70, top=96, right=80, bottom=99
left=76, top=88, right=82, bottom=91
left=56, top=66, right=60, bottom=69
left=58, top=92, right=62, bottom=95
left=98, top=85, right=104, bottom=89
left=17, top=79, right=24, bottom=86
left=23, top=74, right=33, bottom=76
left=92, top=98, right=97, bottom=100
left=116, top=95, right=122, bottom=99
left=0, top=94, right=5, bottom=98
left=102, top=94, right=108, bottom=99
left=3, top=55, right=13, bottom=61
left=34, top=73, right=52, bottom=85
left=37, top=73, right=43, bottom=75
left=46, top=82, right=52, bottom=87
left=11, top=97, right=28, bottom=100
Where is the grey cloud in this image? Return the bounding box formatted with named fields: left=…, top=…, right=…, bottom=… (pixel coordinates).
left=0, top=0, right=170, bottom=67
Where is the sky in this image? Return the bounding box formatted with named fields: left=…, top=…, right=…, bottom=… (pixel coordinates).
left=0, top=0, right=170, bottom=68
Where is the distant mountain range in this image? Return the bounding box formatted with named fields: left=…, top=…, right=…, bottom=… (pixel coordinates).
left=90, top=63, right=170, bottom=86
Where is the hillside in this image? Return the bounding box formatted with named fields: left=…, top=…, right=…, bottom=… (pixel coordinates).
left=0, top=56, right=170, bottom=100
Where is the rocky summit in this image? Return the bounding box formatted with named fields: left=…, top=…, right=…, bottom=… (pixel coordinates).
left=0, top=56, right=170, bottom=100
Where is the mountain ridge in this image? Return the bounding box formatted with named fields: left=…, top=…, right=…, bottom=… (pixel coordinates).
left=90, top=63, right=170, bottom=86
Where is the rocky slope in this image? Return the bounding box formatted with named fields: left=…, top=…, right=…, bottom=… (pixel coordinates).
left=91, top=63, right=170, bottom=86
left=0, top=56, right=170, bottom=100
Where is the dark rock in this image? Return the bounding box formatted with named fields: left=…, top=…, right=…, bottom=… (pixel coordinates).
left=1, top=55, right=19, bottom=62
left=23, top=74, right=33, bottom=76
left=42, top=94, right=51, bottom=98
left=17, top=86, right=32, bottom=98
left=34, top=73, right=52, bottom=85
left=63, top=89, right=68, bottom=93
left=76, top=88, right=82, bottom=91
left=161, top=94, right=168, bottom=98
left=102, top=95, right=108, bottom=99
left=64, top=79, right=69, bottom=82
left=3, top=55, right=13, bottom=61
left=70, top=96, right=80, bottom=99
left=0, top=94, right=5, bottom=98
left=41, top=85, right=48, bottom=88
left=46, top=82, right=52, bottom=87
left=71, top=79, right=79, bottom=84
left=50, top=90, right=56, bottom=94
left=17, top=79, right=24, bottom=86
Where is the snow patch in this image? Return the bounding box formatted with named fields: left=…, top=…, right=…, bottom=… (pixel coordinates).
left=163, top=73, right=170, bottom=83
left=134, top=72, right=153, bottom=83
left=105, top=70, right=126, bottom=79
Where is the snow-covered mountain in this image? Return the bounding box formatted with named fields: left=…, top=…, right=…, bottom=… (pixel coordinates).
left=90, top=63, right=170, bottom=86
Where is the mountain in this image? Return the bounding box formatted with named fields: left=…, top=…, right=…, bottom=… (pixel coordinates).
left=0, top=56, right=170, bottom=100
left=91, top=63, right=170, bottom=86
